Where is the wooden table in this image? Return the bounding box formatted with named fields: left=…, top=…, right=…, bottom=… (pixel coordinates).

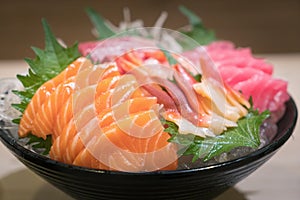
left=0, top=54, right=299, bottom=200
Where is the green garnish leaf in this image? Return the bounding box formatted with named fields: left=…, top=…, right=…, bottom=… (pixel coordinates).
left=179, top=5, right=202, bottom=27
left=160, top=47, right=202, bottom=84
left=164, top=108, right=270, bottom=162
left=193, top=74, right=202, bottom=82
left=26, top=134, right=52, bottom=155
left=159, top=47, right=178, bottom=66
left=249, top=96, right=254, bottom=108
left=12, top=19, right=80, bottom=118
left=85, top=7, right=115, bottom=40
left=179, top=5, right=216, bottom=45
left=12, top=19, right=80, bottom=154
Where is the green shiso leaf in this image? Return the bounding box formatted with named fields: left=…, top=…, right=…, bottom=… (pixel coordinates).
left=12, top=19, right=80, bottom=154
left=26, top=134, right=52, bottom=155
left=85, top=7, right=115, bottom=40
left=179, top=5, right=216, bottom=45
left=164, top=108, right=270, bottom=162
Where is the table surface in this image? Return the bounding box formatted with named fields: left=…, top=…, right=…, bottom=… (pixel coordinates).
left=0, top=54, right=299, bottom=200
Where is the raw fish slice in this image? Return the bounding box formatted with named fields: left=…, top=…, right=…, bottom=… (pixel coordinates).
left=97, top=97, right=158, bottom=128
left=31, top=77, right=75, bottom=139
left=53, top=97, right=73, bottom=138
left=182, top=42, right=288, bottom=115
left=19, top=57, right=91, bottom=137
left=54, top=63, right=119, bottom=138
left=220, top=66, right=289, bottom=112
left=205, top=41, right=273, bottom=74
left=219, top=66, right=266, bottom=86
left=73, top=113, right=177, bottom=172
left=49, top=60, right=178, bottom=171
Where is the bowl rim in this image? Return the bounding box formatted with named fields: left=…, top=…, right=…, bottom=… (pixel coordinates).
left=0, top=96, right=297, bottom=176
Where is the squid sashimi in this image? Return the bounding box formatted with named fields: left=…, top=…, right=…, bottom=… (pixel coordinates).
left=115, top=50, right=249, bottom=136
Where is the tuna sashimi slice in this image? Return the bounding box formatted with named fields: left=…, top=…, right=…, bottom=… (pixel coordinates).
left=206, top=41, right=273, bottom=75
left=220, top=66, right=289, bottom=113
left=182, top=41, right=289, bottom=117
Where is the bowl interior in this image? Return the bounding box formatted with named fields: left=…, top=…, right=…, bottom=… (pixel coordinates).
left=0, top=97, right=297, bottom=174
left=0, top=97, right=297, bottom=200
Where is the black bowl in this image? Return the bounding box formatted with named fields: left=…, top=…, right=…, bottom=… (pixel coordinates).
left=0, top=97, right=297, bottom=200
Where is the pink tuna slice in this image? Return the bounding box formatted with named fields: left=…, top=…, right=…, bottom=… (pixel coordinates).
left=182, top=41, right=289, bottom=117
left=220, top=66, right=289, bottom=112
left=184, top=41, right=273, bottom=75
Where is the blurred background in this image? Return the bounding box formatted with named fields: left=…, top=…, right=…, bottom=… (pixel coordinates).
left=0, top=0, right=299, bottom=59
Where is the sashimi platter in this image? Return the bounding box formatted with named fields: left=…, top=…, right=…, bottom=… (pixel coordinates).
left=0, top=6, right=297, bottom=200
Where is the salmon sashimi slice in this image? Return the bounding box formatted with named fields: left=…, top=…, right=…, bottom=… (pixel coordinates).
left=75, top=63, right=120, bottom=90
left=99, top=131, right=177, bottom=171
left=23, top=58, right=117, bottom=140
left=31, top=77, right=75, bottom=139
left=19, top=54, right=183, bottom=172
left=48, top=61, right=178, bottom=172
left=50, top=118, right=88, bottom=165
left=97, top=97, right=158, bottom=128
left=71, top=113, right=177, bottom=172
left=95, top=76, right=121, bottom=96
left=19, top=57, right=92, bottom=138
left=99, top=111, right=164, bottom=153
left=50, top=62, right=119, bottom=139
left=73, top=147, right=105, bottom=169
left=76, top=73, right=177, bottom=171
left=53, top=96, right=73, bottom=138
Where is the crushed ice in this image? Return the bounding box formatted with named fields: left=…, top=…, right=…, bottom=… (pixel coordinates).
left=0, top=78, right=23, bottom=129
left=0, top=78, right=278, bottom=169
